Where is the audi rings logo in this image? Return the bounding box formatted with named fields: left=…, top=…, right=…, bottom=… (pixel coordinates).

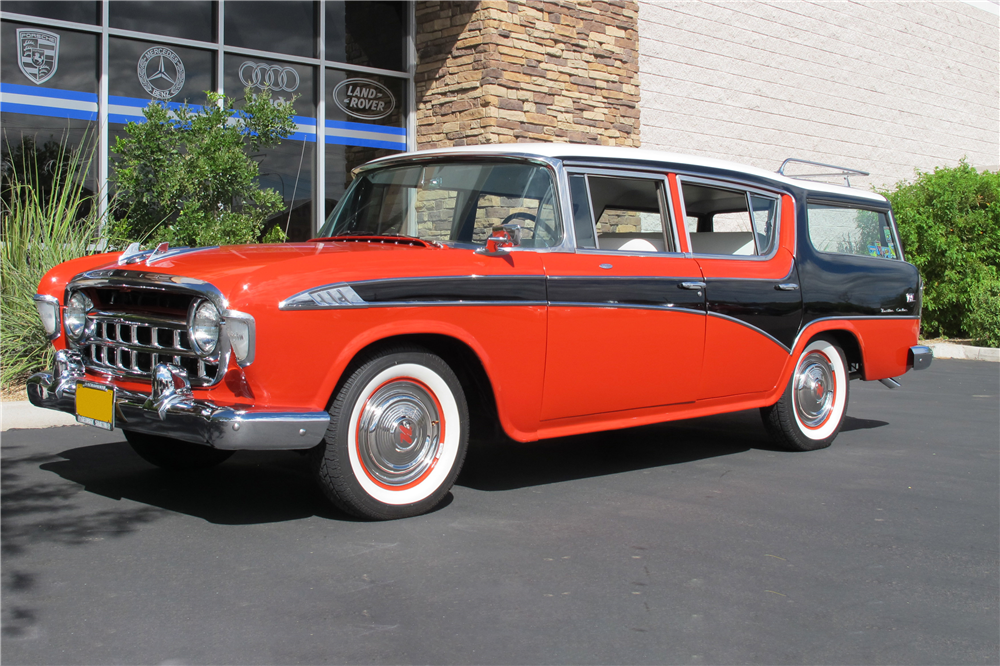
left=239, top=61, right=299, bottom=93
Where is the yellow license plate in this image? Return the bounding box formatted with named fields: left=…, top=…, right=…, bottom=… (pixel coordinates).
left=76, top=382, right=115, bottom=430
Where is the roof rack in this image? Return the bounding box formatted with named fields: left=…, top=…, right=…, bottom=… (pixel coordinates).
left=777, top=158, right=869, bottom=187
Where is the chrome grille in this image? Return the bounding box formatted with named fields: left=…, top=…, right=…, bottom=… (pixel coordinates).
left=83, top=312, right=219, bottom=385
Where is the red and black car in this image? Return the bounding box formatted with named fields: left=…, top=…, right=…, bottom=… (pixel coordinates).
left=28, top=144, right=931, bottom=519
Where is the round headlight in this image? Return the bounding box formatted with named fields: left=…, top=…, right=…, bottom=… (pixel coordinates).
left=64, top=291, right=92, bottom=341
left=189, top=300, right=221, bottom=356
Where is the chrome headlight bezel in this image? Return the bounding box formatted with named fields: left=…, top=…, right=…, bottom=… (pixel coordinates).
left=188, top=298, right=221, bottom=357
left=63, top=291, right=93, bottom=342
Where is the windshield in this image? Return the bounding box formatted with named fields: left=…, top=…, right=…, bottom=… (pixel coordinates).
left=317, top=161, right=562, bottom=247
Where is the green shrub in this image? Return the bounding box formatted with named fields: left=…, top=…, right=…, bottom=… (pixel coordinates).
left=880, top=161, right=1000, bottom=343
left=110, top=88, right=296, bottom=248
left=1, top=138, right=103, bottom=388
left=966, top=270, right=1000, bottom=347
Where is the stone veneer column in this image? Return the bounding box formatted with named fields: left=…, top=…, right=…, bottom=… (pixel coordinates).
left=415, top=0, right=640, bottom=148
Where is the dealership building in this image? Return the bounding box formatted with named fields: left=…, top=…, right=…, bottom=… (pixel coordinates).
left=2, top=0, right=997, bottom=241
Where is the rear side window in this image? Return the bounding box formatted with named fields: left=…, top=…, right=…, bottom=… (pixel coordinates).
left=807, top=204, right=898, bottom=259
left=681, top=182, right=778, bottom=256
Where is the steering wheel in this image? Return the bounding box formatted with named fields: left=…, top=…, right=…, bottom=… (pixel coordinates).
left=500, top=211, right=536, bottom=226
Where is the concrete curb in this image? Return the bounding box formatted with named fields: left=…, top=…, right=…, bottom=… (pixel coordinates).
left=925, top=342, right=1000, bottom=362
left=1, top=401, right=81, bottom=432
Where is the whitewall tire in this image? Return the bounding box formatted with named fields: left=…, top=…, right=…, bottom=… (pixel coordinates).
left=761, top=337, right=849, bottom=451
left=314, top=347, right=469, bottom=520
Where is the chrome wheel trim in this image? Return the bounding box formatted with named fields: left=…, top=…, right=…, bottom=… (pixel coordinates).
left=791, top=339, right=847, bottom=441
left=347, top=363, right=461, bottom=505
left=356, top=379, right=442, bottom=487
left=794, top=352, right=835, bottom=428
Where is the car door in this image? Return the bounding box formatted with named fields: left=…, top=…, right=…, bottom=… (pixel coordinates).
left=675, top=176, right=802, bottom=399
left=540, top=169, right=706, bottom=421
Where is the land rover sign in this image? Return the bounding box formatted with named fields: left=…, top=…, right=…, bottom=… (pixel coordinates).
left=333, top=79, right=395, bottom=120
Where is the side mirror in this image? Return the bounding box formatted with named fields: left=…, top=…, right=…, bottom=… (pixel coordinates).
left=478, top=224, right=522, bottom=255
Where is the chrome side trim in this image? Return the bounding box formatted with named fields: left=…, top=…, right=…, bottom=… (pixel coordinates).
left=26, top=353, right=329, bottom=450
left=707, top=311, right=791, bottom=352
left=550, top=302, right=706, bottom=315
left=280, top=283, right=368, bottom=310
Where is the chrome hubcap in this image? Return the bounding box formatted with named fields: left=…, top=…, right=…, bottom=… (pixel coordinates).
left=357, top=380, right=441, bottom=486
left=794, top=353, right=835, bottom=428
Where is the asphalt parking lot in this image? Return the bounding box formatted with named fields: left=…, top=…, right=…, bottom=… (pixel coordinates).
left=2, top=358, right=998, bottom=665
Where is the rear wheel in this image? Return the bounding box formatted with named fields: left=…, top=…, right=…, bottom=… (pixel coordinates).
left=314, top=347, right=469, bottom=520
left=761, top=337, right=849, bottom=451
left=124, top=430, right=234, bottom=470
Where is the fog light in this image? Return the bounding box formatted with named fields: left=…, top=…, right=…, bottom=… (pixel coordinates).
left=225, top=312, right=255, bottom=366
left=33, top=295, right=60, bottom=340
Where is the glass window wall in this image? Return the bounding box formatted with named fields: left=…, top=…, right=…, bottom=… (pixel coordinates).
left=1, top=1, right=411, bottom=239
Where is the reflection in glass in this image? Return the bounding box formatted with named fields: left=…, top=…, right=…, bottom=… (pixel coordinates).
left=1, top=117, right=98, bottom=222
left=326, top=1, right=405, bottom=72
left=2, top=2, right=99, bottom=25
left=225, top=1, right=315, bottom=59
left=110, top=1, right=216, bottom=43
left=256, top=140, right=315, bottom=242
left=225, top=61, right=316, bottom=242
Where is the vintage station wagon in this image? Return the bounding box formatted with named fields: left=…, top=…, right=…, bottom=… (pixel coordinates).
left=28, top=144, right=931, bottom=519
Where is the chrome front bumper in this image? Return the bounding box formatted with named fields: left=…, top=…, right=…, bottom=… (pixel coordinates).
left=26, top=350, right=329, bottom=450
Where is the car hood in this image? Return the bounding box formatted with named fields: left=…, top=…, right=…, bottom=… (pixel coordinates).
left=83, top=241, right=534, bottom=312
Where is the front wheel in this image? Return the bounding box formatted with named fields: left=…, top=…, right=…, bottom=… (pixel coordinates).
left=313, top=347, right=469, bottom=520
left=124, top=430, right=234, bottom=470
left=761, top=337, right=850, bottom=451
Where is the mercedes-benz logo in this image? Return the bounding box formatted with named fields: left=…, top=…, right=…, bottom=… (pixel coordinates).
left=239, top=61, right=299, bottom=93
left=137, top=46, right=185, bottom=100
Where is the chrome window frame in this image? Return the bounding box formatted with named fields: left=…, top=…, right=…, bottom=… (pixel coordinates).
left=805, top=200, right=904, bottom=263
left=336, top=153, right=573, bottom=252
left=674, top=174, right=784, bottom=262
left=562, top=166, right=682, bottom=257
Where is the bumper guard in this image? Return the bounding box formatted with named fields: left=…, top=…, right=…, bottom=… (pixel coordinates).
left=26, top=350, right=330, bottom=450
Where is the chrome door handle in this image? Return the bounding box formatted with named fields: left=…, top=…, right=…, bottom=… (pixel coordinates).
left=775, top=283, right=799, bottom=291
left=680, top=281, right=706, bottom=290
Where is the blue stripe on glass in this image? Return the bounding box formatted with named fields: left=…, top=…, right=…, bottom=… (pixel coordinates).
left=1, top=103, right=97, bottom=121
left=0, top=82, right=97, bottom=103
left=326, top=135, right=405, bottom=150
left=325, top=119, right=406, bottom=136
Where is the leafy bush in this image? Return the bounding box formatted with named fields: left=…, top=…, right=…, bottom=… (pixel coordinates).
left=110, top=88, right=296, bottom=248
left=1, top=138, right=103, bottom=388
left=880, top=161, right=1000, bottom=344
left=966, top=270, right=1000, bottom=347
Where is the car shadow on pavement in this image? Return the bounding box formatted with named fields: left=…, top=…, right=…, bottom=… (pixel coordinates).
left=459, top=408, right=781, bottom=492
left=38, top=442, right=352, bottom=525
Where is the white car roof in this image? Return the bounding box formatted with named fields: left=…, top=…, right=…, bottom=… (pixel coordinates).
left=371, top=143, right=887, bottom=204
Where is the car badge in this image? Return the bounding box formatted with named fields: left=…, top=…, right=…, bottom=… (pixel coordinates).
left=240, top=61, right=300, bottom=93
left=137, top=46, right=185, bottom=100
left=17, top=29, right=59, bottom=85
left=333, top=78, right=395, bottom=120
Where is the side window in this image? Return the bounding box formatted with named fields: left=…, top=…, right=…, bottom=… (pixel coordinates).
left=807, top=204, right=898, bottom=259
left=682, top=181, right=778, bottom=256
left=570, top=174, right=674, bottom=252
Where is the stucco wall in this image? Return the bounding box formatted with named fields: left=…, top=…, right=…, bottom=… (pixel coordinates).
left=638, top=1, right=999, bottom=189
